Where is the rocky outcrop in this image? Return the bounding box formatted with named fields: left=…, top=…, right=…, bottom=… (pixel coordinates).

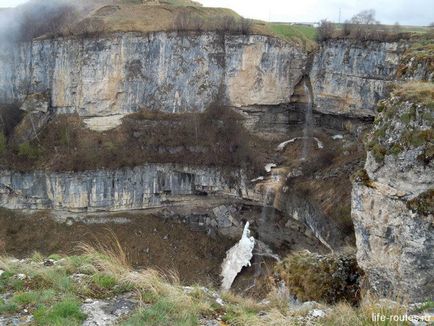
left=0, top=32, right=305, bottom=118
left=310, top=39, right=429, bottom=118
left=0, top=164, right=247, bottom=212
left=352, top=87, right=433, bottom=303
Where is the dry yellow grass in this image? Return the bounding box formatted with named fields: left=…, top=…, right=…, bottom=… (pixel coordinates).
left=28, top=0, right=274, bottom=38
left=392, top=81, right=434, bottom=108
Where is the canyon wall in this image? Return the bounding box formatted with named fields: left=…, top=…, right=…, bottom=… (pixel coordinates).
left=352, top=94, right=433, bottom=303
left=0, top=164, right=247, bottom=212
left=310, top=39, right=430, bottom=118
left=0, top=32, right=305, bottom=116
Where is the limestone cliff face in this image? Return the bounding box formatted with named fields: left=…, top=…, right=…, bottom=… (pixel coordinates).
left=310, top=39, right=429, bottom=118
left=0, top=32, right=305, bottom=116
left=351, top=92, right=433, bottom=303
left=0, top=164, right=247, bottom=212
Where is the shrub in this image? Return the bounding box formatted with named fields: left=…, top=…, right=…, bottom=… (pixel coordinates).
left=239, top=18, right=253, bottom=35
left=338, top=10, right=404, bottom=41
left=275, top=250, right=362, bottom=304
left=173, top=11, right=252, bottom=34
left=173, top=11, right=205, bottom=31
left=17, top=142, right=41, bottom=160
left=316, top=19, right=336, bottom=41
left=301, top=150, right=335, bottom=176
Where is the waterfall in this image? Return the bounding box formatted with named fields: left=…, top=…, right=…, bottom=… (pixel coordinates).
left=301, top=80, right=313, bottom=161
left=220, top=222, right=255, bottom=290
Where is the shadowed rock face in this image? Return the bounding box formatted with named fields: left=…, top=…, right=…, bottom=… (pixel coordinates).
left=0, top=32, right=305, bottom=116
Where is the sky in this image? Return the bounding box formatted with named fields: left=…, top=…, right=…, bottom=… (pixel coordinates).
left=200, top=0, right=433, bottom=26
left=0, top=0, right=432, bottom=26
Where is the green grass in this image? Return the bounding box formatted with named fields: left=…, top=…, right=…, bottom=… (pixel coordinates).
left=269, top=23, right=317, bottom=50
left=0, top=270, right=25, bottom=293
left=33, top=298, right=87, bottom=326
left=0, top=247, right=424, bottom=326
left=48, top=254, right=63, bottom=261
left=92, top=273, right=117, bottom=289
left=122, top=298, right=198, bottom=326
left=0, top=299, right=18, bottom=314
left=413, top=300, right=434, bottom=313
left=12, top=289, right=56, bottom=306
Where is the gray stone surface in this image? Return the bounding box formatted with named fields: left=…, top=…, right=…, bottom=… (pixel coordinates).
left=352, top=98, right=434, bottom=303
left=310, top=39, right=429, bottom=117
left=0, top=32, right=305, bottom=117
left=0, top=164, right=247, bottom=212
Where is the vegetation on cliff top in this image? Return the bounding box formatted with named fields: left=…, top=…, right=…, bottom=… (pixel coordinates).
left=316, top=9, right=433, bottom=43
left=3, top=0, right=431, bottom=53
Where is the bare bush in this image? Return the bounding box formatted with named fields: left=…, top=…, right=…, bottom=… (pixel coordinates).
left=349, top=9, right=379, bottom=25
left=173, top=11, right=205, bottom=32
left=316, top=19, right=336, bottom=41
left=173, top=11, right=252, bottom=34
left=217, top=16, right=238, bottom=32
left=239, top=18, right=253, bottom=35
left=338, top=10, right=405, bottom=41
left=76, top=18, right=108, bottom=38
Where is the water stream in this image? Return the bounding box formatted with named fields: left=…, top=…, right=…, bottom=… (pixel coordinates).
left=301, top=80, right=313, bottom=161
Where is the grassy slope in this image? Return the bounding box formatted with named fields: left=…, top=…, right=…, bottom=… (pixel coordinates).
left=268, top=23, right=317, bottom=50
left=1, top=249, right=430, bottom=326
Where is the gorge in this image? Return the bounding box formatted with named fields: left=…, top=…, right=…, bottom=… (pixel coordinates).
left=0, top=0, right=432, bottom=324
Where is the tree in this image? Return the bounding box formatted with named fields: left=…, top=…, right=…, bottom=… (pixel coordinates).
left=349, top=9, right=379, bottom=25
left=316, top=19, right=336, bottom=41
left=391, top=22, right=401, bottom=34
left=343, top=9, right=384, bottom=40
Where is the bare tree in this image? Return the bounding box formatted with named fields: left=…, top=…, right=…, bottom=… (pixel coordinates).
left=341, top=9, right=388, bottom=41
left=316, top=19, right=336, bottom=41
left=349, top=9, right=379, bottom=25
left=391, top=22, right=401, bottom=35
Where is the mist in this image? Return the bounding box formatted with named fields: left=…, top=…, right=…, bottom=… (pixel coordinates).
left=0, top=0, right=78, bottom=44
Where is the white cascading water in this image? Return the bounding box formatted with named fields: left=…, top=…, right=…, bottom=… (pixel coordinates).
left=220, top=222, right=255, bottom=290
left=301, top=80, right=313, bottom=161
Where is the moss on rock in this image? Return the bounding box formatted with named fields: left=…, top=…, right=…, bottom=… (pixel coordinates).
left=275, top=250, right=362, bottom=305
left=366, top=82, right=434, bottom=164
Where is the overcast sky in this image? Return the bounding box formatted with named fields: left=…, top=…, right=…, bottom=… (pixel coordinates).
left=0, top=0, right=432, bottom=26
left=199, top=0, right=433, bottom=26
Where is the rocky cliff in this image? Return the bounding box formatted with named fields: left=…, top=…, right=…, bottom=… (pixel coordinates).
left=310, top=39, right=431, bottom=118
left=0, top=32, right=305, bottom=120
left=352, top=83, right=433, bottom=303
left=0, top=164, right=247, bottom=212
